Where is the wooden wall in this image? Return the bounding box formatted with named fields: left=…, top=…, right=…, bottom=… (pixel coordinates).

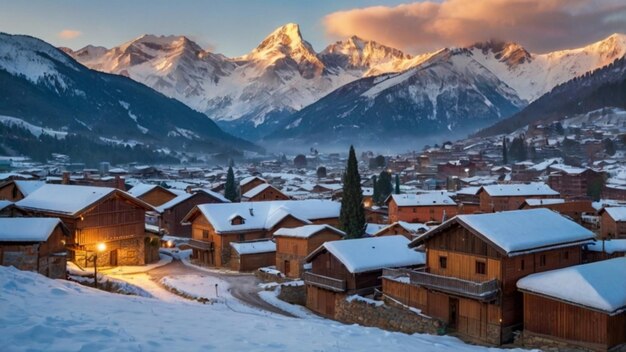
left=161, top=192, right=223, bottom=237
left=76, top=196, right=145, bottom=245
left=139, top=187, right=176, bottom=207
left=240, top=179, right=266, bottom=195
left=427, top=248, right=501, bottom=282
left=231, top=251, right=275, bottom=272
left=0, top=182, right=24, bottom=201
left=306, top=284, right=339, bottom=318
left=388, top=199, right=458, bottom=224
left=275, top=230, right=342, bottom=278
left=247, top=187, right=289, bottom=202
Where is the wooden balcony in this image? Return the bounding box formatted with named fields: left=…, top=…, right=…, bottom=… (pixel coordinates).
left=303, top=272, right=346, bottom=292
left=382, top=268, right=499, bottom=301
left=188, top=239, right=214, bottom=251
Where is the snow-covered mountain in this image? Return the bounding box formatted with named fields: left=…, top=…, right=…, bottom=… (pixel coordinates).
left=64, top=24, right=420, bottom=139
left=0, top=32, right=259, bottom=162
left=469, top=33, right=626, bottom=102
left=268, top=49, right=526, bottom=150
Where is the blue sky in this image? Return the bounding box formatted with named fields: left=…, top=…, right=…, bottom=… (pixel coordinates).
left=0, top=0, right=410, bottom=56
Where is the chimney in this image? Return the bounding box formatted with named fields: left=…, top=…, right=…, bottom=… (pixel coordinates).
left=116, top=176, right=126, bottom=191
left=62, top=172, right=70, bottom=185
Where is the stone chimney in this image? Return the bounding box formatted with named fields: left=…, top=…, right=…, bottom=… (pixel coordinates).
left=115, top=176, right=126, bottom=191
left=62, top=172, right=70, bottom=185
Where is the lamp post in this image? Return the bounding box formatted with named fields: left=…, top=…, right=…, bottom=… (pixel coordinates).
left=93, top=242, right=106, bottom=289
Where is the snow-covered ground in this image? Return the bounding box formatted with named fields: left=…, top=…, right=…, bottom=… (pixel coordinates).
left=0, top=266, right=534, bottom=351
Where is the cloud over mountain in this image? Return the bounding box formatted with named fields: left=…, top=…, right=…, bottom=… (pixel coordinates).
left=323, top=0, right=626, bottom=53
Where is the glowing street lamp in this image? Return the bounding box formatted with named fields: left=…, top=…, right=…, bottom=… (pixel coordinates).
left=93, top=242, right=106, bottom=289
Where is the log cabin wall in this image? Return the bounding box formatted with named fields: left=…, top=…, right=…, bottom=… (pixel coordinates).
left=240, top=179, right=266, bottom=195
left=139, top=188, right=177, bottom=207
left=161, top=192, right=222, bottom=237
left=0, top=182, right=24, bottom=201
left=389, top=200, right=458, bottom=224
left=247, top=187, right=289, bottom=202
left=275, top=230, right=342, bottom=278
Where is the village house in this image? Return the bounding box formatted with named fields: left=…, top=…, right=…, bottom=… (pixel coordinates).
left=517, top=257, right=626, bottom=351
left=182, top=200, right=340, bottom=269
left=241, top=183, right=290, bottom=202
left=127, top=183, right=179, bottom=207
left=229, top=239, right=276, bottom=272
left=547, top=165, right=605, bottom=199
left=598, top=207, right=626, bottom=239
left=0, top=218, right=68, bottom=279
left=155, top=189, right=230, bottom=237
left=383, top=209, right=594, bottom=345
left=16, top=184, right=154, bottom=268
left=303, top=235, right=425, bottom=318
left=584, top=239, right=626, bottom=262
left=239, top=176, right=268, bottom=196
left=0, top=200, right=26, bottom=217
left=518, top=198, right=595, bottom=224
left=0, top=180, right=45, bottom=201
left=477, top=183, right=560, bottom=212
left=387, top=192, right=458, bottom=224
left=273, top=224, right=345, bottom=278
left=373, top=221, right=429, bottom=240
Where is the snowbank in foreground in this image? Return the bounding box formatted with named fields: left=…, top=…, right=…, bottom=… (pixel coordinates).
left=0, top=267, right=534, bottom=351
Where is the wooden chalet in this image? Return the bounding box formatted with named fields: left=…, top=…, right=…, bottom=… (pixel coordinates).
left=241, top=183, right=290, bottom=202
left=387, top=192, right=458, bottom=224
left=155, top=189, right=230, bottom=237
left=273, top=224, right=345, bottom=278
left=127, top=183, right=179, bottom=207
left=517, top=257, right=626, bottom=351
left=304, top=235, right=425, bottom=318
left=239, top=176, right=268, bottom=196
left=0, top=218, right=68, bottom=279
left=384, top=209, right=595, bottom=345
left=583, top=239, right=626, bottom=263
left=182, top=200, right=340, bottom=268
left=477, top=183, right=560, bottom=212
left=16, top=184, right=154, bottom=268
left=599, top=207, right=626, bottom=239
left=229, top=239, right=276, bottom=272
left=0, top=180, right=45, bottom=201
left=373, top=221, right=429, bottom=240
left=519, top=198, right=595, bottom=224
left=547, top=165, right=605, bottom=199
left=0, top=200, right=26, bottom=217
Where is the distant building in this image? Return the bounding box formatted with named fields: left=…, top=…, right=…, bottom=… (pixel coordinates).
left=387, top=192, right=457, bottom=224
left=478, top=183, right=560, bottom=212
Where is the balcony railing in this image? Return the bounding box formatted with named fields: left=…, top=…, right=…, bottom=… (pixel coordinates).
left=382, top=268, right=499, bottom=301
left=303, top=272, right=346, bottom=292
left=188, top=239, right=214, bottom=251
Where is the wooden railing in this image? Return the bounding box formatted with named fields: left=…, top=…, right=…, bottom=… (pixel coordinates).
left=382, top=268, right=499, bottom=300
left=303, top=272, right=346, bottom=292
left=188, top=239, right=214, bottom=251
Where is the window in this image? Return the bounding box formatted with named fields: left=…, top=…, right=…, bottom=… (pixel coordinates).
left=239, top=233, right=245, bottom=242
left=563, top=251, right=569, bottom=260
left=413, top=208, right=417, bottom=213
left=439, top=256, right=447, bottom=269
left=202, top=230, right=209, bottom=239
left=539, top=254, right=546, bottom=267
left=475, top=261, right=486, bottom=275
left=520, top=259, right=525, bottom=271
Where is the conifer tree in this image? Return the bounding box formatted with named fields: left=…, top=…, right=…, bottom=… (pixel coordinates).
left=339, top=146, right=365, bottom=239
left=372, top=175, right=379, bottom=207
left=224, top=166, right=238, bottom=202
left=395, top=174, right=401, bottom=194
left=376, top=170, right=393, bottom=205
left=502, top=137, right=508, bottom=165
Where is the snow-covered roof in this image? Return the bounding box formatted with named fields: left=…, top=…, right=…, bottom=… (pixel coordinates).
left=16, top=184, right=152, bottom=216
left=13, top=180, right=45, bottom=196
left=0, top=218, right=63, bottom=242
left=155, top=189, right=230, bottom=213
left=603, top=207, right=626, bottom=221
left=364, top=223, right=386, bottom=236
left=239, top=176, right=266, bottom=187
left=310, top=235, right=425, bottom=273
left=242, top=183, right=278, bottom=199
left=230, top=240, right=276, bottom=255
left=480, top=183, right=559, bottom=197
left=273, top=224, right=345, bottom=239
left=375, top=221, right=429, bottom=236
left=586, top=240, right=626, bottom=254
left=517, top=257, right=626, bottom=314
left=390, top=192, right=456, bottom=207
left=187, top=200, right=340, bottom=233
left=127, top=183, right=163, bottom=197
left=412, top=209, right=594, bottom=256
left=0, top=200, right=13, bottom=211
left=523, top=198, right=566, bottom=207
left=456, top=186, right=481, bottom=196
left=549, top=164, right=589, bottom=175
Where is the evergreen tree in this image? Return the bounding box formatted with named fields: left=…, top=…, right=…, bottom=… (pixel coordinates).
left=376, top=170, right=393, bottom=205
left=395, top=174, right=401, bottom=194
left=604, top=138, right=616, bottom=156
left=372, top=175, right=379, bottom=206
left=224, top=166, right=238, bottom=202
left=339, top=146, right=365, bottom=239
left=502, top=137, right=508, bottom=164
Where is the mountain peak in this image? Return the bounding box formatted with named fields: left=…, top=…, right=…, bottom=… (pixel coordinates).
left=250, top=23, right=311, bottom=55
left=470, top=40, right=532, bottom=67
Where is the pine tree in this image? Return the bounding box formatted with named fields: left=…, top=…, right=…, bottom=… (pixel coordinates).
left=395, top=174, right=401, bottom=194
left=502, top=137, right=508, bottom=165
left=372, top=175, right=379, bottom=206
left=376, top=170, right=393, bottom=205
left=224, top=166, right=238, bottom=202
left=339, top=146, right=365, bottom=239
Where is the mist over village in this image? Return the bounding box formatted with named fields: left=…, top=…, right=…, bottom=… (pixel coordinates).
left=1, top=1, right=626, bottom=351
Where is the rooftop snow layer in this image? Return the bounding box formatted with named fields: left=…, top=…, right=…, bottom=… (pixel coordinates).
left=523, top=198, right=565, bottom=206
left=273, top=224, right=345, bottom=239
left=517, top=257, right=626, bottom=314
left=230, top=240, right=276, bottom=254
left=16, top=184, right=116, bottom=215
left=390, top=192, right=456, bottom=206
left=586, top=240, right=626, bottom=254
left=242, top=183, right=273, bottom=198
left=127, top=183, right=160, bottom=197
left=321, top=235, right=425, bottom=273
left=13, top=180, right=45, bottom=196
left=604, top=207, right=626, bottom=221
left=456, top=209, right=594, bottom=254
left=480, top=183, right=559, bottom=197
left=0, top=218, right=62, bottom=242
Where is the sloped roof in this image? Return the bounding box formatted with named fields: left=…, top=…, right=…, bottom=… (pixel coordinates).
left=239, top=176, right=266, bottom=187
left=389, top=192, right=456, bottom=207
left=127, top=183, right=176, bottom=198
left=230, top=240, right=276, bottom=254
left=307, top=235, right=425, bottom=274
left=603, top=207, right=626, bottom=222
left=0, top=218, right=64, bottom=242
left=522, top=198, right=566, bottom=207
left=155, top=189, right=230, bottom=213
left=411, top=209, right=594, bottom=256
left=273, top=224, right=345, bottom=239
left=374, top=221, right=429, bottom=236
left=480, top=183, right=559, bottom=197
left=13, top=180, right=45, bottom=196
left=518, top=257, right=626, bottom=314
left=242, top=183, right=276, bottom=199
